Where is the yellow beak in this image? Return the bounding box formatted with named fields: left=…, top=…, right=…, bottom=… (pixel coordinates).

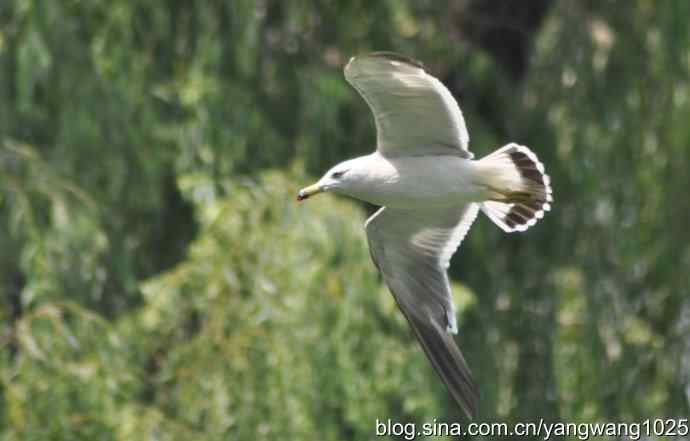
left=297, top=183, right=323, bottom=201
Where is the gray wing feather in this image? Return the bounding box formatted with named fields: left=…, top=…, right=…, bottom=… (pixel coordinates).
left=345, top=53, right=472, bottom=159
left=365, top=204, right=480, bottom=418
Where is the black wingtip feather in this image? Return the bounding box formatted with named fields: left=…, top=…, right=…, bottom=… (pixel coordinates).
left=401, top=310, right=479, bottom=419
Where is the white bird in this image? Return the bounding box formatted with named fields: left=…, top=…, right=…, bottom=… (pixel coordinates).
left=298, top=52, right=552, bottom=419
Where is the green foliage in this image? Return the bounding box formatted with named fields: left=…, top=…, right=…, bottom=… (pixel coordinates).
left=525, top=1, right=690, bottom=420
left=3, top=172, right=467, bottom=439
left=129, top=172, right=454, bottom=439
left=6, top=302, right=135, bottom=439
left=1, top=0, right=689, bottom=440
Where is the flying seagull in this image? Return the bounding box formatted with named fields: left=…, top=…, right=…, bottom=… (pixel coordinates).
left=297, top=52, right=552, bottom=419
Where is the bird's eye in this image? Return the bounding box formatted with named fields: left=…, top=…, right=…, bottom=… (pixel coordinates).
left=331, top=170, right=347, bottom=179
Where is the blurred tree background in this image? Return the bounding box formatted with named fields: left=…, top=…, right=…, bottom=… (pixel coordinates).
left=1, top=0, right=689, bottom=439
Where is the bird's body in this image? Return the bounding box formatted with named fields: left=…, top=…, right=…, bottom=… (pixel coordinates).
left=298, top=52, right=553, bottom=419
left=336, top=152, right=483, bottom=208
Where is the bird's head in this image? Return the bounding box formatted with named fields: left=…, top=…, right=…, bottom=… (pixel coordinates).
left=297, top=158, right=361, bottom=202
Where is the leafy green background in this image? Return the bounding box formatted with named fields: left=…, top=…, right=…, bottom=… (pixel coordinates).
left=1, top=1, right=689, bottom=439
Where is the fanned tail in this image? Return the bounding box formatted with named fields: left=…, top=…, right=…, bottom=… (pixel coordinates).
left=476, top=143, right=553, bottom=232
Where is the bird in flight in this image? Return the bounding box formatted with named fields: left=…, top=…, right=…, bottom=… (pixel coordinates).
left=297, top=52, right=552, bottom=419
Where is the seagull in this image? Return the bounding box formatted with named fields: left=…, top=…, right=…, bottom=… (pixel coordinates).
left=297, top=52, right=552, bottom=419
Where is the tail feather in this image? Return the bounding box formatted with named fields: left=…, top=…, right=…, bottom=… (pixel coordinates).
left=477, top=143, right=552, bottom=232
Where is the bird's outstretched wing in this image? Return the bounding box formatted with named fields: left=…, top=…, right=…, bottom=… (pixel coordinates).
left=345, top=52, right=472, bottom=159
left=365, top=204, right=480, bottom=419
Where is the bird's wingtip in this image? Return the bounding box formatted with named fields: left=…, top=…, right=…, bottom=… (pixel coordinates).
left=368, top=51, right=425, bottom=69
left=346, top=51, right=425, bottom=71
